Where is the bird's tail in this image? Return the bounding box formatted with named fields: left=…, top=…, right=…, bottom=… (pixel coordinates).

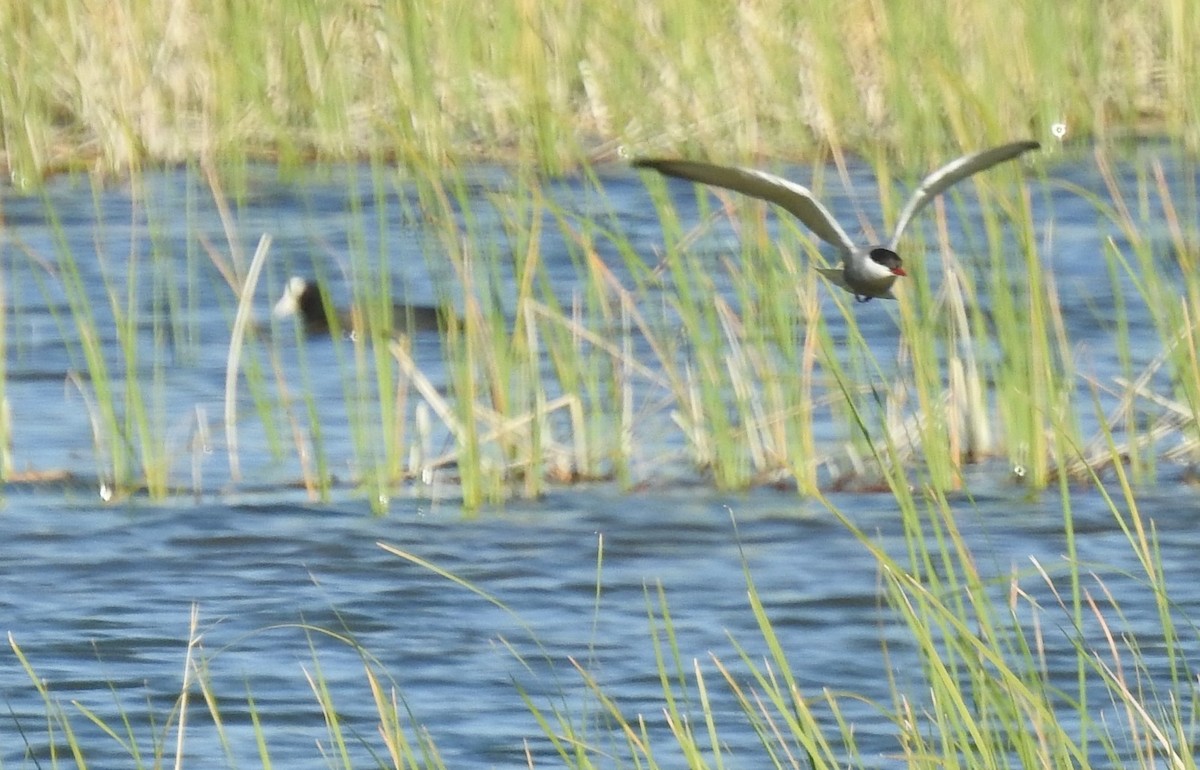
left=813, top=266, right=849, bottom=290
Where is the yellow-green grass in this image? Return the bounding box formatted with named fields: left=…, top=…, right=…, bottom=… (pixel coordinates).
left=7, top=144, right=1200, bottom=507
left=0, top=0, right=1197, bottom=181
left=2, top=0, right=1199, bottom=505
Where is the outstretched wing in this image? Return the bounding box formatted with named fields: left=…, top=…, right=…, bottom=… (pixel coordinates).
left=887, top=140, right=1039, bottom=249
left=634, top=158, right=857, bottom=253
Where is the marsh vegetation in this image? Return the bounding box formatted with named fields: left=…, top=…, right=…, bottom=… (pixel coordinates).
left=2, top=0, right=1200, bottom=766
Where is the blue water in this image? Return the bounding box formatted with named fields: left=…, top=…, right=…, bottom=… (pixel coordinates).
left=1, top=149, right=1199, bottom=767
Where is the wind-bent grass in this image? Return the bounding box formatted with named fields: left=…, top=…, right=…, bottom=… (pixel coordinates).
left=9, top=143, right=1200, bottom=506
left=224, top=232, right=272, bottom=483
left=0, top=261, right=9, bottom=481
left=36, top=178, right=187, bottom=498
left=547, top=460, right=1196, bottom=767
left=8, top=612, right=446, bottom=769
left=627, top=146, right=1200, bottom=496
left=1, top=0, right=1198, bottom=503
left=9, top=437, right=1194, bottom=767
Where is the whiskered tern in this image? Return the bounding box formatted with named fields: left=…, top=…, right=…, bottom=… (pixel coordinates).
left=634, top=141, right=1039, bottom=301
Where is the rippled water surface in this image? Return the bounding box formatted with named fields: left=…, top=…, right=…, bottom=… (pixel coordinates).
left=2, top=149, right=1199, bottom=767
left=5, top=485, right=1200, bottom=767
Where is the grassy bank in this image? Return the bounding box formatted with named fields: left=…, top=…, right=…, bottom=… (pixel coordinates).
left=0, top=0, right=1197, bottom=180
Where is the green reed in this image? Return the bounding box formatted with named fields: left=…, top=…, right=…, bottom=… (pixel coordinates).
left=8, top=608, right=446, bottom=769
left=430, top=471, right=1198, bottom=767
left=628, top=142, right=1200, bottom=498
left=7, top=445, right=1197, bottom=767
left=1043, top=148, right=1200, bottom=483
left=384, top=165, right=641, bottom=506
left=3, top=144, right=1194, bottom=506
left=217, top=145, right=1199, bottom=505
left=36, top=178, right=189, bottom=498
left=501, top=143, right=1175, bottom=506
left=1, top=0, right=1199, bottom=503
left=341, top=162, right=405, bottom=511
left=0, top=259, right=9, bottom=481
left=633, top=156, right=1006, bottom=492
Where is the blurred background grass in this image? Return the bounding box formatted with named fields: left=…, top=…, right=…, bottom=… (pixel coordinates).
left=1, top=0, right=1195, bottom=180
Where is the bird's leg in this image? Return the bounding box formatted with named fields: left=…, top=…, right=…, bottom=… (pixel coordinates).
left=855, top=294, right=872, bottom=303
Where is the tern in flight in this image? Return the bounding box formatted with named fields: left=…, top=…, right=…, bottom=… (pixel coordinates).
left=634, top=140, right=1039, bottom=302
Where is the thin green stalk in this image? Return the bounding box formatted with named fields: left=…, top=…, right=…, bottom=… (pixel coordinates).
left=46, top=193, right=128, bottom=494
